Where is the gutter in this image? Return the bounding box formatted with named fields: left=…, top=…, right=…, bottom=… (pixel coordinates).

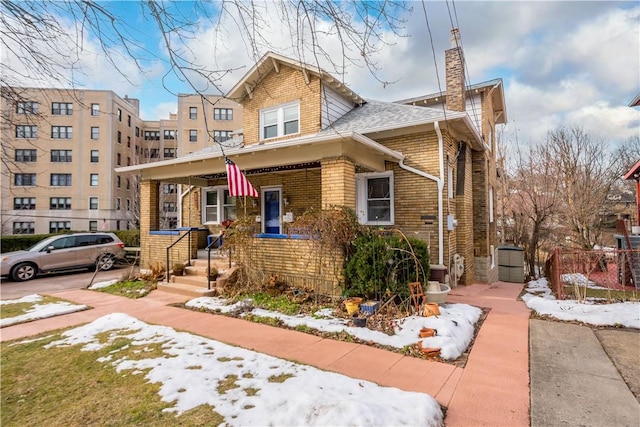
left=399, top=121, right=445, bottom=265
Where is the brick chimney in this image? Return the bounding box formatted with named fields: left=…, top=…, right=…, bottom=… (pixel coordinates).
left=445, top=28, right=466, bottom=112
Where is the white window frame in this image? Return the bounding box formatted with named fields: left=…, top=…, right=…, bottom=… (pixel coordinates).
left=201, top=186, right=236, bottom=225
left=355, top=171, right=394, bottom=225
left=91, top=103, right=99, bottom=116
left=90, top=173, right=99, bottom=186
left=259, top=101, right=300, bottom=141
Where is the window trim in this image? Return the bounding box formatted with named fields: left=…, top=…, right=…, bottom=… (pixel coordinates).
left=89, top=196, right=99, bottom=210
left=201, top=186, right=236, bottom=224
left=355, top=171, right=394, bottom=225
left=259, top=101, right=300, bottom=141
left=189, top=107, right=197, bottom=120
left=90, top=173, right=99, bottom=186
left=189, top=129, right=197, bottom=142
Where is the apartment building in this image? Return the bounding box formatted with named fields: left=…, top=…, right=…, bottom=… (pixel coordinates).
left=0, top=88, right=241, bottom=235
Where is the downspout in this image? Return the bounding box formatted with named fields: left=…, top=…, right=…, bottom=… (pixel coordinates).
left=398, top=121, right=445, bottom=266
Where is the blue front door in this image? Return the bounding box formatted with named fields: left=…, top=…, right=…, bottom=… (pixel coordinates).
left=264, top=189, right=281, bottom=234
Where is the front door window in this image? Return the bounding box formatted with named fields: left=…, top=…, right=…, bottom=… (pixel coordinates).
left=263, top=189, right=281, bottom=234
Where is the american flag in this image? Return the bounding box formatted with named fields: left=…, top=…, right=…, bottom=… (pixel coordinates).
left=225, top=157, right=258, bottom=197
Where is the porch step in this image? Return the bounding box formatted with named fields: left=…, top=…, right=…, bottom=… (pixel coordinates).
left=156, top=281, right=217, bottom=298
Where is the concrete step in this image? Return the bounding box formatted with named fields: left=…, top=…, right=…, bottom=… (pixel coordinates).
left=156, top=281, right=217, bottom=297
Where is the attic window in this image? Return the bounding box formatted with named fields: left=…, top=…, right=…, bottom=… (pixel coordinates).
left=260, top=102, right=299, bottom=140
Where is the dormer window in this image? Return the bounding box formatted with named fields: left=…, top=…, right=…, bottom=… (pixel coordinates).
left=260, top=102, right=299, bottom=140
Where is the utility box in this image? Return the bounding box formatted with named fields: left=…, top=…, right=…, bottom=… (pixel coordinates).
left=498, top=246, right=524, bottom=283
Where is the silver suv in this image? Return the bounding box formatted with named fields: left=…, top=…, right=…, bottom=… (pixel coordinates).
left=1, top=233, right=126, bottom=282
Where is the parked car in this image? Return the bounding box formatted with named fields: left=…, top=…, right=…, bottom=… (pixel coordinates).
left=1, top=233, right=126, bottom=282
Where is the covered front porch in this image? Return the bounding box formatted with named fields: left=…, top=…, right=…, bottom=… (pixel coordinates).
left=118, top=132, right=404, bottom=294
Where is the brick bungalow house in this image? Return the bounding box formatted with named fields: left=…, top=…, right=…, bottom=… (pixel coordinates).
left=116, top=33, right=507, bottom=294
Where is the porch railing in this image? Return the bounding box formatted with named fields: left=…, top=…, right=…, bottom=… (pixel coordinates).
left=165, top=228, right=195, bottom=282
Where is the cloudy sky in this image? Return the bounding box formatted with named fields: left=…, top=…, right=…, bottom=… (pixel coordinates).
left=3, top=1, right=639, bottom=149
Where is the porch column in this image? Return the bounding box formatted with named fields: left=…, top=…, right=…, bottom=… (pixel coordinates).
left=321, top=157, right=356, bottom=209
left=140, top=179, right=160, bottom=235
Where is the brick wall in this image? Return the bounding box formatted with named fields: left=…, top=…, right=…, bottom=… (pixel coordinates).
left=321, top=157, right=355, bottom=209
left=237, top=236, right=344, bottom=296
left=445, top=46, right=466, bottom=112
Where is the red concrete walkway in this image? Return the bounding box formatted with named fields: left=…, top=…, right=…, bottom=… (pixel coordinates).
left=1, top=282, right=530, bottom=426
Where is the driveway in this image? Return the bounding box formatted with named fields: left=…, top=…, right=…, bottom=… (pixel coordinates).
left=0, top=264, right=137, bottom=300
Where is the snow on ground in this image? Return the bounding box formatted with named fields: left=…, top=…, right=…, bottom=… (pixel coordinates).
left=523, top=278, right=640, bottom=329
left=560, top=273, right=607, bottom=290
left=0, top=294, right=88, bottom=327
left=88, top=279, right=119, bottom=290
left=40, top=313, right=444, bottom=426
left=186, top=297, right=483, bottom=360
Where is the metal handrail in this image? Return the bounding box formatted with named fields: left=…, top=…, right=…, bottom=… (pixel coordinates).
left=166, top=229, right=194, bottom=282
left=205, top=233, right=233, bottom=290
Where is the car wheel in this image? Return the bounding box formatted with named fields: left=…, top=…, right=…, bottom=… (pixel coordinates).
left=96, top=254, right=116, bottom=271
left=11, top=262, right=37, bottom=282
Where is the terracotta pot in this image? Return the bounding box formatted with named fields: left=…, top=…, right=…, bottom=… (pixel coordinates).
left=419, top=327, right=437, bottom=338
left=423, top=303, right=440, bottom=317
left=417, top=340, right=441, bottom=357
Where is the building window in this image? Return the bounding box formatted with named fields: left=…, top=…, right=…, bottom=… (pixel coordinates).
left=127, top=136, right=131, bottom=147
left=116, top=198, right=121, bottom=210
left=164, top=184, right=176, bottom=194
left=91, top=126, right=99, bottom=139
left=90, top=150, right=99, bottom=163
left=117, top=176, right=121, bottom=188
left=91, top=103, right=99, bottom=116
left=126, top=198, right=131, bottom=211
left=144, top=131, right=160, bottom=141
left=202, top=187, right=236, bottom=224
left=163, top=148, right=176, bottom=158
left=163, top=202, right=176, bottom=212
left=14, top=173, right=36, bottom=186
left=90, top=174, right=98, bottom=186
left=214, top=130, right=232, bottom=142
left=89, top=197, right=99, bottom=210
left=15, top=149, right=37, bottom=162
left=51, top=126, right=73, bottom=139
left=50, top=197, right=71, bottom=210
left=127, top=156, right=131, bottom=166
left=117, top=153, right=121, bottom=165
left=189, top=107, right=197, bottom=119
left=214, top=108, right=233, bottom=120
left=260, top=102, right=299, bottom=140
left=16, top=101, right=38, bottom=114
left=14, top=222, right=35, bottom=234
left=49, top=221, right=71, bottom=233
left=149, top=148, right=159, bottom=158
left=127, top=115, right=131, bottom=127
left=51, top=150, right=72, bottom=162
left=126, top=178, right=130, bottom=190
left=89, top=220, right=98, bottom=231
left=117, top=131, right=122, bottom=144
left=51, top=173, right=72, bottom=186
left=51, top=102, right=72, bottom=115
left=189, top=129, right=197, bottom=142
left=16, top=125, right=37, bottom=138
left=14, top=197, right=36, bottom=210
left=163, top=130, right=176, bottom=140
left=135, top=126, right=140, bottom=137
left=117, top=108, right=122, bottom=121
left=356, top=172, right=394, bottom=225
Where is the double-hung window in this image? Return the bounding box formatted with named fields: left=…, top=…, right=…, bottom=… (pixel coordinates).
left=90, top=150, right=99, bottom=163
left=214, top=108, right=233, bottom=120
left=189, top=107, right=197, bottom=119
left=16, top=102, right=38, bottom=114
left=14, top=173, right=36, bottom=186
left=214, top=130, right=232, bottom=142
left=52, top=102, right=72, bottom=115
left=164, top=148, right=176, bottom=158
left=89, top=197, right=99, bottom=210
left=52, top=126, right=72, bottom=139
left=189, top=129, right=197, bottom=142
left=16, top=125, right=37, bottom=138
left=91, top=126, right=99, bottom=139
left=14, top=197, right=36, bottom=210
left=51, top=150, right=72, bottom=162
left=14, top=222, right=35, bottom=234
left=51, top=173, right=72, bottom=186
left=50, top=197, right=71, bottom=210
left=49, top=221, right=71, bottom=233
left=15, top=149, right=37, bottom=162
left=202, top=187, right=236, bottom=224
left=260, top=102, right=299, bottom=140
left=91, top=103, right=99, bottom=116
left=356, top=172, right=394, bottom=225
left=90, top=174, right=99, bottom=186
left=163, top=130, right=176, bottom=140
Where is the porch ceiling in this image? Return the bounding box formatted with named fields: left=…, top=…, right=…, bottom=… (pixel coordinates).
left=115, top=132, right=404, bottom=182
